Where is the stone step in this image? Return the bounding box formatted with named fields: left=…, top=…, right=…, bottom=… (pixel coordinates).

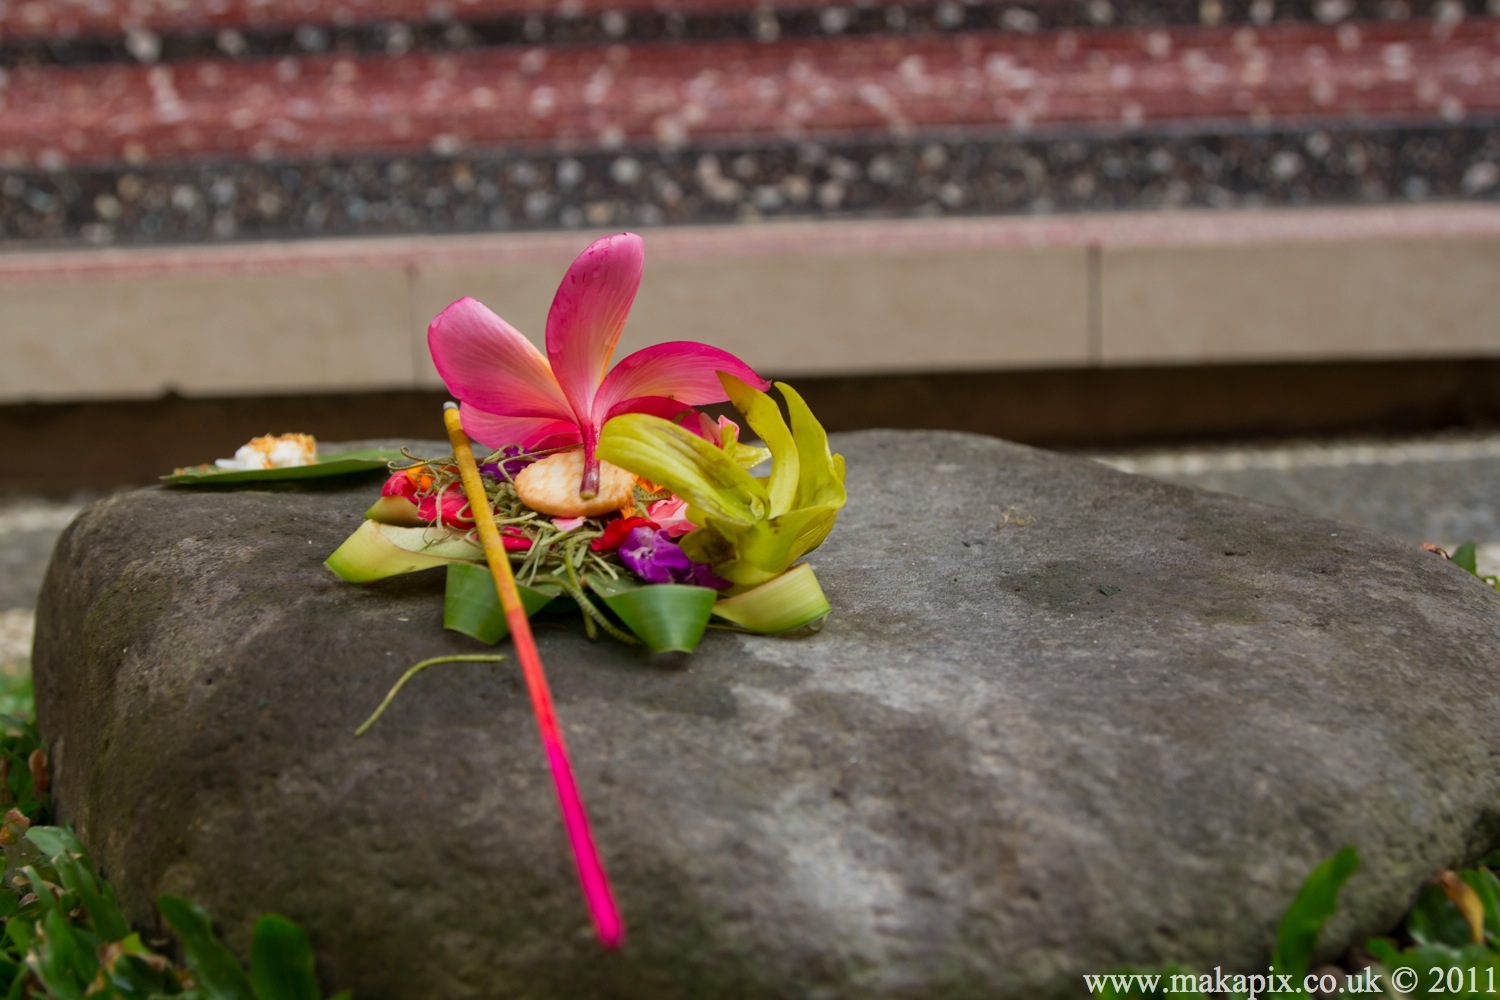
left=5, top=0, right=1486, bottom=44
left=1, top=0, right=846, bottom=42
left=3, top=19, right=1494, bottom=169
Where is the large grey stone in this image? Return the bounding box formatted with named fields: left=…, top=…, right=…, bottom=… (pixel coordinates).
left=33, top=430, right=1500, bottom=999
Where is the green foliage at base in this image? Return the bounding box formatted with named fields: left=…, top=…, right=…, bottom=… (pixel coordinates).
left=0, top=714, right=348, bottom=999
left=1365, top=862, right=1500, bottom=999
left=0, top=679, right=33, bottom=730
left=1093, top=846, right=1500, bottom=998
left=1090, top=848, right=1360, bottom=999
left=1450, top=541, right=1500, bottom=592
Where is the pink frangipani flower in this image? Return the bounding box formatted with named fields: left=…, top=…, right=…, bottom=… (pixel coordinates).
left=646, top=496, right=696, bottom=538
left=428, top=232, right=769, bottom=497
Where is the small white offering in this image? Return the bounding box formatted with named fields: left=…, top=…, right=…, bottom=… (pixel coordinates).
left=215, top=433, right=318, bottom=471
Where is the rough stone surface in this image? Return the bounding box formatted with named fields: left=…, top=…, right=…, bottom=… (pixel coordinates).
left=33, top=430, right=1500, bottom=999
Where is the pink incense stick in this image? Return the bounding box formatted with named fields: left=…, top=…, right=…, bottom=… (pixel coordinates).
left=443, top=403, right=624, bottom=948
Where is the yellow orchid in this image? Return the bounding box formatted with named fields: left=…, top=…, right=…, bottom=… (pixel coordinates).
left=597, top=374, right=846, bottom=590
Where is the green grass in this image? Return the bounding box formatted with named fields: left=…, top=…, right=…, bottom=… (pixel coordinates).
left=0, top=673, right=32, bottom=727
left=0, top=708, right=347, bottom=999
left=1449, top=541, right=1500, bottom=593
left=1092, top=847, right=1500, bottom=998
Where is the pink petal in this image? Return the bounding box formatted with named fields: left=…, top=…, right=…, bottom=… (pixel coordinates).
left=716, top=415, right=744, bottom=443
left=429, top=297, right=575, bottom=421
left=647, top=497, right=696, bottom=537
left=460, top=406, right=582, bottom=452
left=591, top=342, right=769, bottom=426
left=381, top=471, right=418, bottom=499
left=545, top=233, right=645, bottom=425
left=602, top=394, right=718, bottom=442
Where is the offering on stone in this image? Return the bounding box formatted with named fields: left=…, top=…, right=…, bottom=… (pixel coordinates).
left=214, top=432, right=318, bottom=471
left=326, top=232, right=847, bottom=654
left=164, top=443, right=400, bottom=483
left=322, top=232, right=848, bottom=948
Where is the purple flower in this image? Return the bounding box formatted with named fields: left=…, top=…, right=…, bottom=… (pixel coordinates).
left=480, top=444, right=539, bottom=481
left=617, top=526, right=730, bottom=589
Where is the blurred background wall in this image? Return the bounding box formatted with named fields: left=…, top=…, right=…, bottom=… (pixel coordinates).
left=1, top=0, right=1498, bottom=488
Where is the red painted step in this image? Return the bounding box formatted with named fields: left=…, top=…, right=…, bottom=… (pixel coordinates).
left=1, top=19, right=1495, bottom=168
left=4, top=0, right=845, bottom=41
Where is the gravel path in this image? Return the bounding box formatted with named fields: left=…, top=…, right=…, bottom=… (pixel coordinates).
left=0, top=499, right=89, bottom=676
left=1089, top=431, right=1500, bottom=574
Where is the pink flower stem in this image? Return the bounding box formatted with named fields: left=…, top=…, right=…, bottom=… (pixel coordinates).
left=579, top=436, right=602, bottom=498
left=443, top=403, right=624, bottom=949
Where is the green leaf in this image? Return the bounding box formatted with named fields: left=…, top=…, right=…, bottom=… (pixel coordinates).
left=1270, top=846, right=1359, bottom=979
left=711, top=564, right=831, bottom=633
left=24, top=827, right=85, bottom=861
left=1364, top=935, right=1402, bottom=965
left=31, top=908, right=89, bottom=1000
left=0, top=674, right=32, bottom=729
left=598, top=414, right=765, bottom=524
left=1408, top=881, right=1478, bottom=949
left=1371, top=940, right=1498, bottom=992
left=51, top=849, right=131, bottom=942
left=20, top=866, right=57, bottom=920
left=162, top=448, right=400, bottom=485
left=443, top=562, right=560, bottom=644
left=249, top=915, right=321, bottom=1000
left=325, top=520, right=484, bottom=583
left=586, top=578, right=718, bottom=653
left=1466, top=867, right=1500, bottom=942
left=1453, top=541, right=1479, bottom=575
left=158, top=895, right=256, bottom=1000
left=363, top=495, right=426, bottom=527
left=583, top=574, right=642, bottom=601
left=104, top=932, right=173, bottom=991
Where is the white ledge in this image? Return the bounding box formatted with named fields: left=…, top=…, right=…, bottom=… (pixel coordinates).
left=1, top=204, right=1498, bottom=402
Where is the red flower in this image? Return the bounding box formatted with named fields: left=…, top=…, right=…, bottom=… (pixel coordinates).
left=590, top=516, right=659, bottom=553
left=500, top=526, right=533, bottom=551
left=418, top=484, right=476, bottom=530
left=379, top=469, right=480, bottom=531
left=380, top=469, right=420, bottom=501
